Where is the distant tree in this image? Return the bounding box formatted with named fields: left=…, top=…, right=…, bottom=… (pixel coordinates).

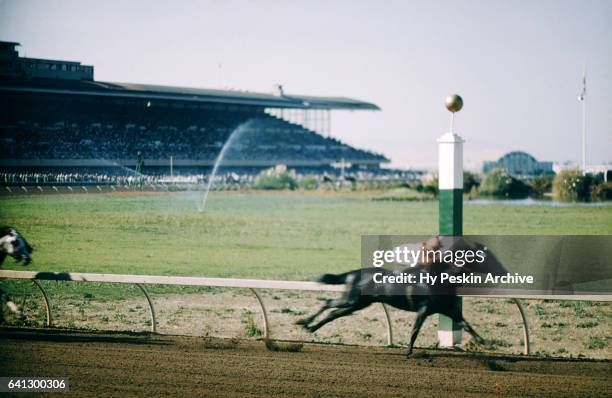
left=463, top=171, right=480, bottom=193
left=591, top=180, right=612, bottom=201
left=421, top=174, right=438, bottom=197
left=528, top=175, right=554, bottom=198
left=254, top=170, right=297, bottom=190
left=479, top=168, right=529, bottom=199
left=553, top=169, right=597, bottom=202
left=299, top=175, right=319, bottom=190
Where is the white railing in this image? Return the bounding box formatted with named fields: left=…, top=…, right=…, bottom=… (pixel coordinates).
left=2, top=270, right=610, bottom=355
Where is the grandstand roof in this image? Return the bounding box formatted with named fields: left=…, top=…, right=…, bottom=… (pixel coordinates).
left=0, top=77, right=380, bottom=110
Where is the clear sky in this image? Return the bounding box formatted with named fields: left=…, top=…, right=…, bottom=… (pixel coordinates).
left=1, top=0, right=610, bottom=170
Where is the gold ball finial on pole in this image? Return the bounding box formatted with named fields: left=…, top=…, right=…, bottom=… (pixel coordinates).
left=445, top=94, right=463, bottom=133
left=445, top=94, right=463, bottom=113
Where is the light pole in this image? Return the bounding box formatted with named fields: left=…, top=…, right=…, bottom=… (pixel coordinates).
left=578, top=66, right=587, bottom=175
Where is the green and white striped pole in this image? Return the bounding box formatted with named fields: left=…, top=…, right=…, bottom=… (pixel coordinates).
left=437, top=94, right=464, bottom=347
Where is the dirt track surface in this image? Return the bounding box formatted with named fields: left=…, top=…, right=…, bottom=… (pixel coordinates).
left=1, top=328, right=610, bottom=398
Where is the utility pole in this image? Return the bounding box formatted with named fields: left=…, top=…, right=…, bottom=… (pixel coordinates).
left=578, top=66, right=587, bottom=175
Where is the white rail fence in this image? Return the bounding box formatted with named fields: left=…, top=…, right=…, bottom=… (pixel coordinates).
left=2, top=270, right=611, bottom=355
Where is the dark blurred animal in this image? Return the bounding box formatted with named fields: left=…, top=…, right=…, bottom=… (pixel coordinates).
left=322, top=175, right=334, bottom=184
left=0, top=227, right=33, bottom=323
left=1, top=227, right=33, bottom=266
left=297, top=236, right=485, bottom=357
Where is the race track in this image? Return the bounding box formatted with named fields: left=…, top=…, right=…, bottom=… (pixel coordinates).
left=1, top=328, right=610, bottom=397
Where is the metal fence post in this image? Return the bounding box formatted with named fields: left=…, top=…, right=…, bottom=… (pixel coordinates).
left=250, top=288, right=270, bottom=339
left=32, top=280, right=52, bottom=327
left=135, top=283, right=157, bottom=333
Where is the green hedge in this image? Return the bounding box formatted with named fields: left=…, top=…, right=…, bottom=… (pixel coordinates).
left=415, top=175, right=438, bottom=197
left=298, top=175, right=319, bottom=190
left=529, top=175, right=554, bottom=198
left=552, top=169, right=610, bottom=202
left=479, top=168, right=530, bottom=199
left=254, top=170, right=297, bottom=190
left=463, top=171, right=480, bottom=193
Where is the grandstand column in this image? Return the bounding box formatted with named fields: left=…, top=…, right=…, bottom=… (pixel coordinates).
left=437, top=94, right=464, bottom=347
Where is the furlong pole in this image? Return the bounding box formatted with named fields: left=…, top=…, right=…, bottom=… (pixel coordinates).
left=437, top=94, right=464, bottom=347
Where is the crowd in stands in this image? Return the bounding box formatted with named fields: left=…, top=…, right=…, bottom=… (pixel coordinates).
left=220, top=117, right=386, bottom=162
left=0, top=98, right=391, bottom=192
left=0, top=168, right=416, bottom=188
left=0, top=108, right=386, bottom=163
left=0, top=171, right=159, bottom=186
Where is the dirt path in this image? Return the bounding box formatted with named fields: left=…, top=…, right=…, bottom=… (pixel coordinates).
left=10, top=289, right=608, bottom=359
left=1, top=328, right=610, bottom=397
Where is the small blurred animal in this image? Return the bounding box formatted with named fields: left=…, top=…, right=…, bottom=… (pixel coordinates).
left=0, top=227, right=33, bottom=323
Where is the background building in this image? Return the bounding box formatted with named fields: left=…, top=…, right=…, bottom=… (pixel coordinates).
left=0, top=41, right=93, bottom=80
left=483, top=151, right=553, bottom=178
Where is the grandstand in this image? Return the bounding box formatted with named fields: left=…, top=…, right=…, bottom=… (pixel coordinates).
left=0, top=41, right=388, bottom=177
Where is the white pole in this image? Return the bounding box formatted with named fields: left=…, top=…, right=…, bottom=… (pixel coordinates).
left=582, top=95, right=586, bottom=174
left=581, top=89, right=587, bottom=176
left=438, top=94, right=464, bottom=347
left=170, top=156, right=173, bottom=179
left=580, top=65, right=587, bottom=176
